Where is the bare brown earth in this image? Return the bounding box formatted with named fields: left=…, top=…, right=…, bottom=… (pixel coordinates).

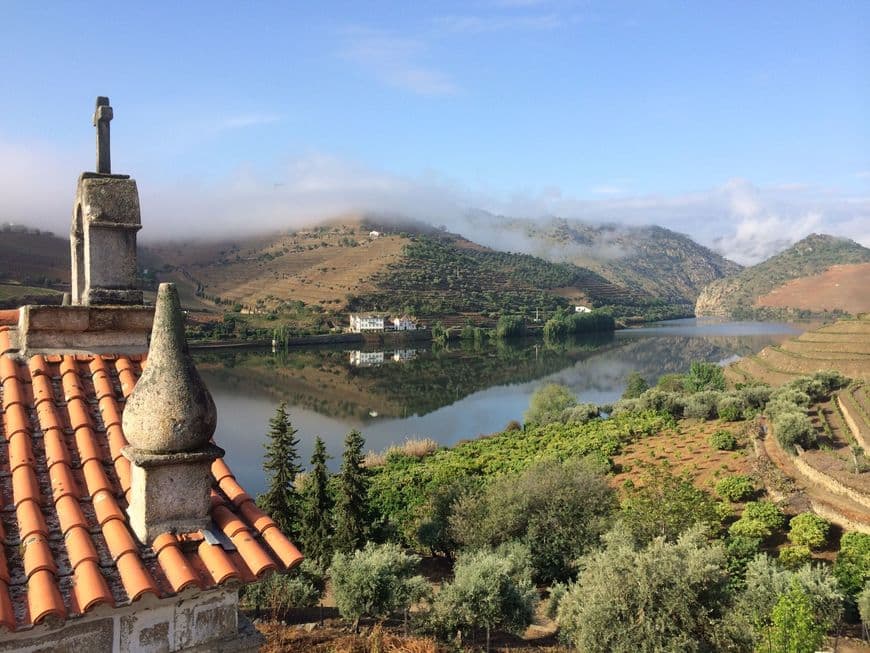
left=146, top=225, right=408, bottom=311
left=755, top=263, right=870, bottom=314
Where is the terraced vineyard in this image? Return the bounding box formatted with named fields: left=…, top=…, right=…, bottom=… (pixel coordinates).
left=727, top=318, right=870, bottom=384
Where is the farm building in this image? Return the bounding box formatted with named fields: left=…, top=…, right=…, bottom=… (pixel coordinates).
left=348, top=314, right=386, bottom=333
left=391, top=315, right=417, bottom=331
left=575, top=305, right=592, bottom=313
left=0, top=98, right=302, bottom=652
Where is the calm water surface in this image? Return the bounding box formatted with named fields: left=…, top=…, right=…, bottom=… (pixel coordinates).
left=195, top=319, right=802, bottom=494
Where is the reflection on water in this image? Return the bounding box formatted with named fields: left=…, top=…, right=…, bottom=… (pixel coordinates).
left=196, top=319, right=802, bottom=495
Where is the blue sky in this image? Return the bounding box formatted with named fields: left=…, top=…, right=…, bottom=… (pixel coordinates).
left=1, top=1, right=868, bottom=262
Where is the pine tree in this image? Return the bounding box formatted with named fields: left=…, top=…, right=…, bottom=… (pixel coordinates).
left=262, top=403, right=302, bottom=538
left=299, top=436, right=333, bottom=569
left=333, top=429, right=369, bottom=553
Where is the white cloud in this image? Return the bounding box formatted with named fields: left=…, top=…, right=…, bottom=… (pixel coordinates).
left=434, top=13, right=563, bottom=34
left=1, top=140, right=867, bottom=266
left=340, top=29, right=457, bottom=96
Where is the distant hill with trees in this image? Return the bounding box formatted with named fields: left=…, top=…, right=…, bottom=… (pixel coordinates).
left=695, top=234, right=870, bottom=319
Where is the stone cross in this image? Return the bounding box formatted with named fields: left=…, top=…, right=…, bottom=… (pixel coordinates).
left=93, top=96, right=113, bottom=174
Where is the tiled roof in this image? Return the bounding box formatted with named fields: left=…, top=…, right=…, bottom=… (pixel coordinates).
left=0, top=323, right=303, bottom=632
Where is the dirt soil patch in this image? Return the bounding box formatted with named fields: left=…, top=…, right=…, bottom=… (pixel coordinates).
left=754, top=263, right=870, bottom=314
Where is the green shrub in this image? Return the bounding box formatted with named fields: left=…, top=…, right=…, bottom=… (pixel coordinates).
left=738, top=384, right=772, bottom=411
left=774, top=411, right=817, bottom=452
left=622, top=372, right=649, bottom=399
left=743, top=500, right=787, bottom=530
left=834, top=532, right=870, bottom=600
left=428, top=544, right=536, bottom=642
left=240, top=559, right=325, bottom=614
left=788, top=513, right=830, bottom=550
left=683, top=391, right=722, bottom=420
left=716, top=394, right=745, bottom=422
left=769, top=580, right=827, bottom=653
left=637, top=389, right=685, bottom=418
left=329, top=543, right=430, bottom=630
left=780, top=545, right=813, bottom=570
left=684, top=361, right=726, bottom=392
left=729, top=517, right=775, bottom=539
left=710, top=430, right=737, bottom=451
left=524, top=383, right=577, bottom=426
left=715, top=474, right=756, bottom=502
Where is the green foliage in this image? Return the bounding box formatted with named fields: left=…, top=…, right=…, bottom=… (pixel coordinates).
left=725, top=536, right=763, bottom=592
left=543, top=308, right=616, bottom=340
left=710, top=430, right=738, bottom=451
left=683, top=390, right=722, bottom=420
left=367, top=411, right=670, bottom=545
left=428, top=544, right=537, bottom=642
left=562, top=402, right=600, bottom=424
left=449, top=459, right=616, bottom=583
left=496, top=314, right=526, bottom=339
left=733, top=555, right=844, bottom=648
left=715, top=475, right=756, bottom=502
left=635, top=388, right=686, bottom=418
left=834, top=532, right=870, bottom=601
left=859, top=582, right=870, bottom=625
left=620, top=463, right=721, bottom=544
left=684, top=361, right=726, bottom=392
left=330, top=543, right=430, bottom=630
left=299, top=436, right=333, bottom=569
left=523, top=383, right=577, bottom=426
left=333, top=430, right=370, bottom=554
left=656, top=373, right=687, bottom=392
left=556, top=527, right=731, bottom=653
left=768, top=580, right=827, bottom=653
left=779, top=545, right=813, bottom=570
left=787, top=513, right=830, bottom=550
left=728, top=501, right=785, bottom=541
left=716, top=393, right=745, bottom=422
left=415, top=476, right=475, bottom=558
left=774, top=410, right=817, bottom=453
left=622, top=371, right=649, bottom=399
left=262, top=403, right=302, bottom=537
left=240, top=559, right=325, bottom=614
left=737, top=384, right=772, bottom=411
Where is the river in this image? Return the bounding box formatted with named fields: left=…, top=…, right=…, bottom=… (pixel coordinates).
left=194, top=318, right=802, bottom=494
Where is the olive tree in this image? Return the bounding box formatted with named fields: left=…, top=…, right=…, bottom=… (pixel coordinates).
left=329, top=542, right=430, bottom=632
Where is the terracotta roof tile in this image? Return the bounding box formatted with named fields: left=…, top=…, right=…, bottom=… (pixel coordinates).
left=0, top=348, right=302, bottom=632
left=0, top=330, right=12, bottom=356
left=0, top=310, right=18, bottom=327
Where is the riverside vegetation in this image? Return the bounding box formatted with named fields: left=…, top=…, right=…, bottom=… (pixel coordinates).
left=244, top=360, right=870, bottom=652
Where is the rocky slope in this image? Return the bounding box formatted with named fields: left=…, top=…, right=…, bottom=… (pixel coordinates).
left=695, top=234, right=870, bottom=318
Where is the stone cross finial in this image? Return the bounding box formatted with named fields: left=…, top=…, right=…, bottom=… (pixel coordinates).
left=93, top=96, right=113, bottom=174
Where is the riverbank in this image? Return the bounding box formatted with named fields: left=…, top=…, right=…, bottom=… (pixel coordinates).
left=189, top=328, right=434, bottom=350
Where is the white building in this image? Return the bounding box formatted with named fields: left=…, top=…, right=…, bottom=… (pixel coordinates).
left=349, top=350, right=385, bottom=366
left=391, top=315, right=417, bottom=331
left=575, top=305, right=592, bottom=313
left=349, top=314, right=385, bottom=332
left=392, top=349, right=417, bottom=362
left=369, top=230, right=381, bottom=239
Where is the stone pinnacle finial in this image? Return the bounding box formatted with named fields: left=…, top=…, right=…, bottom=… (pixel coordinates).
left=122, top=283, right=216, bottom=453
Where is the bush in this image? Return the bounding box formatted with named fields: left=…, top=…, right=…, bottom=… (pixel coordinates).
left=330, top=543, right=430, bottom=630
left=684, top=361, right=726, bottom=392
left=240, top=560, right=325, bottom=615
left=769, top=580, right=827, bottom=653
left=738, top=384, right=772, bottom=411
left=524, top=383, right=577, bottom=426
left=683, top=391, right=722, bottom=420
left=496, top=315, right=526, bottom=339
left=562, top=403, right=600, bottom=425
left=788, top=513, right=830, bottom=550
left=859, top=582, right=870, bottom=626
left=715, top=475, right=756, bottom=502
left=730, top=517, right=775, bottom=539
left=834, top=532, right=870, bottom=601
left=556, top=527, right=732, bottom=652
left=743, top=501, right=787, bottom=530
left=620, top=463, right=721, bottom=544
left=622, top=372, right=649, bottom=399
left=780, top=545, right=813, bottom=570
left=449, top=458, right=616, bottom=583
left=774, top=411, right=817, bottom=452
left=636, top=389, right=685, bottom=418
left=716, top=394, right=745, bottom=422
left=710, top=430, right=738, bottom=451
left=428, top=544, right=536, bottom=643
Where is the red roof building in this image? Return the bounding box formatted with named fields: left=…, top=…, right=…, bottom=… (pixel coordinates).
left=0, top=98, right=302, bottom=652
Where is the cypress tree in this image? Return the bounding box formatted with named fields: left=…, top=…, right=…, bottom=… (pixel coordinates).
left=262, top=402, right=302, bottom=537
left=299, top=436, right=333, bottom=569
left=333, top=429, right=369, bottom=553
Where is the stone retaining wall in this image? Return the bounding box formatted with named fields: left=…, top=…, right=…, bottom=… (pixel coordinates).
left=793, top=451, right=870, bottom=510
left=838, top=392, right=870, bottom=451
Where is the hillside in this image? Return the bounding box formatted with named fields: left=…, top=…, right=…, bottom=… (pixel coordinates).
left=464, top=214, right=741, bottom=305
left=144, top=222, right=652, bottom=323
left=0, top=227, right=69, bottom=286
left=695, top=234, right=870, bottom=318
